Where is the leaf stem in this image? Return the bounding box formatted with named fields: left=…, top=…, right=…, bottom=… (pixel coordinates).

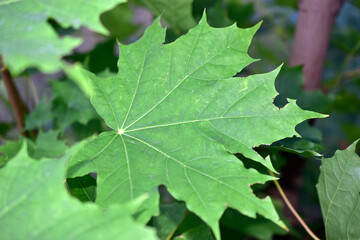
left=0, top=56, right=28, bottom=137
left=268, top=170, right=320, bottom=240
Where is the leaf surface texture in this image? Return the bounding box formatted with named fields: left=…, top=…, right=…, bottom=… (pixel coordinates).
left=68, top=16, right=323, bottom=238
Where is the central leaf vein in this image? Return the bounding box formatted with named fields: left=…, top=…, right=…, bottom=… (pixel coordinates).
left=120, top=134, right=134, bottom=199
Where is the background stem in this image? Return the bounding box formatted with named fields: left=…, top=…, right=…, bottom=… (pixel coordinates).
left=0, top=56, right=28, bottom=137
left=269, top=170, right=320, bottom=240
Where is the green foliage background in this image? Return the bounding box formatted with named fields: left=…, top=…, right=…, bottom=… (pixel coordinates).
left=0, top=0, right=360, bottom=239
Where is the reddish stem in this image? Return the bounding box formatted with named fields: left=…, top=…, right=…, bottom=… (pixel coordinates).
left=0, top=56, right=29, bottom=137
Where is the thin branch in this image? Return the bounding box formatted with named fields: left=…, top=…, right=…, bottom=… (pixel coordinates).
left=340, top=68, right=360, bottom=81
left=268, top=170, right=320, bottom=240
left=0, top=56, right=28, bottom=137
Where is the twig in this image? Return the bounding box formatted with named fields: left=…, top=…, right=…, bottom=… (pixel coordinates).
left=28, top=76, right=39, bottom=105
left=0, top=56, right=28, bottom=137
left=268, top=170, right=320, bottom=240
left=339, top=68, right=360, bottom=82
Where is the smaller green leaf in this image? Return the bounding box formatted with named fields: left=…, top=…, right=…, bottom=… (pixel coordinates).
left=101, top=3, right=139, bottom=39
left=0, top=131, right=85, bottom=167
left=67, top=174, right=97, bottom=202
left=25, top=95, right=53, bottom=130
left=33, top=130, right=67, bottom=159
left=173, top=225, right=215, bottom=240
left=173, top=211, right=215, bottom=240
left=0, top=138, right=35, bottom=167
left=0, top=144, right=158, bottom=240
left=220, top=201, right=289, bottom=240
left=226, top=0, right=254, bottom=27
left=295, top=121, right=323, bottom=143
left=52, top=80, right=97, bottom=131
left=134, top=0, right=196, bottom=32
left=192, top=0, right=233, bottom=28
left=0, top=139, right=22, bottom=167
left=0, top=0, right=126, bottom=73
left=153, top=203, right=188, bottom=240
left=269, top=137, right=323, bottom=158
left=71, top=120, right=103, bottom=140
left=317, top=139, right=360, bottom=239
left=65, top=39, right=119, bottom=75
left=275, top=66, right=333, bottom=113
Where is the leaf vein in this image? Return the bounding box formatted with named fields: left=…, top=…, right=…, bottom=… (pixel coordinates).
left=123, top=36, right=243, bottom=131
left=126, top=114, right=313, bottom=132
left=324, top=160, right=350, bottom=236
left=120, top=28, right=155, bottom=129
left=123, top=133, right=269, bottom=213
left=120, top=134, right=134, bottom=199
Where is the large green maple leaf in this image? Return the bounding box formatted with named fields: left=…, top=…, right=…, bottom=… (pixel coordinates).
left=0, top=0, right=125, bottom=74
left=317, top=139, right=360, bottom=239
left=0, top=145, right=158, bottom=240
left=67, top=16, right=324, bottom=238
